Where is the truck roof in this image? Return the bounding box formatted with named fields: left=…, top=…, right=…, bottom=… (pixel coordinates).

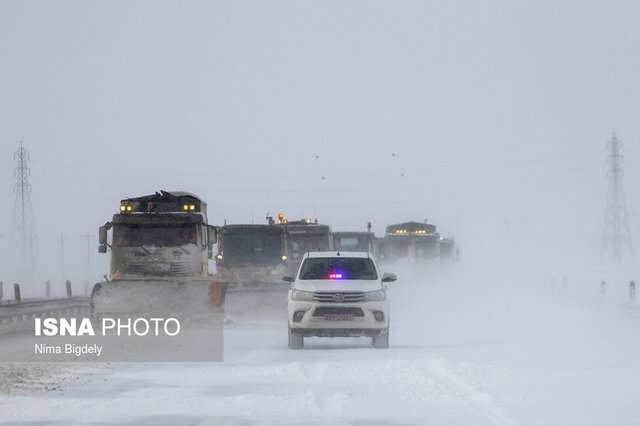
left=385, top=221, right=437, bottom=234
left=220, top=224, right=285, bottom=233
left=117, top=190, right=208, bottom=218
left=121, top=190, right=205, bottom=206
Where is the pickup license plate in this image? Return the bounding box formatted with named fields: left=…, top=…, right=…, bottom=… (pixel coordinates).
left=324, top=314, right=353, bottom=321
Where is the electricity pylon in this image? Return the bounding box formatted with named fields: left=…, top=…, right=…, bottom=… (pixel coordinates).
left=11, top=141, right=36, bottom=290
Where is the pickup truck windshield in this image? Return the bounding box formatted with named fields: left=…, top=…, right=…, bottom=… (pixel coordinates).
left=299, top=257, right=378, bottom=280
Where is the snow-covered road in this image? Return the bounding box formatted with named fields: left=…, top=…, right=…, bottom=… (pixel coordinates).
left=2, top=265, right=640, bottom=425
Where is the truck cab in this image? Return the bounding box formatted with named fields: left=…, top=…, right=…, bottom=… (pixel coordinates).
left=215, top=223, right=288, bottom=288
left=99, top=191, right=217, bottom=280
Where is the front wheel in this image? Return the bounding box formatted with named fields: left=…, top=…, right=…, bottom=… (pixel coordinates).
left=288, top=328, right=303, bottom=349
left=372, top=329, right=389, bottom=349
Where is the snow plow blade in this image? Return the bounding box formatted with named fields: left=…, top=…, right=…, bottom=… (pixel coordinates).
left=223, top=285, right=288, bottom=320
left=90, top=279, right=227, bottom=319
left=226, top=280, right=291, bottom=293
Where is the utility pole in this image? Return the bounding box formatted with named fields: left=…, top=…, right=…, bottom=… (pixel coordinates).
left=601, top=133, right=635, bottom=264
left=11, top=142, right=36, bottom=292
left=81, top=232, right=95, bottom=284
left=59, top=234, right=68, bottom=281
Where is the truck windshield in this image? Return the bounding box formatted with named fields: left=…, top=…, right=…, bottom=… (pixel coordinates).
left=288, top=235, right=330, bottom=259
left=115, top=224, right=198, bottom=247
left=334, top=236, right=369, bottom=251
left=299, top=257, right=378, bottom=280
left=222, top=232, right=284, bottom=266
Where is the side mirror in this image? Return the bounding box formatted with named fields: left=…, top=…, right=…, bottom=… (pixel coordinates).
left=381, top=273, right=397, bottom=283
left=99, top=226, right=107, bottom=245
left=98, top=226, right=108, bottom=253
left=207, top=225, right=218, bottom=244
left=282, top=276, right=294, bottom=282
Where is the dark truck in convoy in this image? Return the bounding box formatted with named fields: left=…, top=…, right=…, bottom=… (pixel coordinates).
left=332, top=223, right=378, bottom=258
left=215, top=223, right=289, bottom=290
left=279, top=217, right=332, bottom=273
left=383, top=221, right=441, bottom=264
left=214, top=215, right=332, bottom=294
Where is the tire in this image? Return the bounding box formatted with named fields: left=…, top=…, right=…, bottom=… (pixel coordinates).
left=372, top=329, right=389, bottom=349
left=288, top=328, right=304, bottom=349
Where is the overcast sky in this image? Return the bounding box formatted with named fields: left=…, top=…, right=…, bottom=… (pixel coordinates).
left=1, top=1, right=639, bottom=291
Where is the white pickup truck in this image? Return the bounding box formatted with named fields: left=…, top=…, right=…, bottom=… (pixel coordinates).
left=285, top=251, right=396, bottom=349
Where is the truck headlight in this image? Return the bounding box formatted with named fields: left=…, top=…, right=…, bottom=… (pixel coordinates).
left=291, top=289, right=314, bottom=301
left=364, top=290, right=386, bottom=301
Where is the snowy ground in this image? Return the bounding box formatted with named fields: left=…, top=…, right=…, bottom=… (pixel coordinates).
left=1, top=263, right=640, bottom=425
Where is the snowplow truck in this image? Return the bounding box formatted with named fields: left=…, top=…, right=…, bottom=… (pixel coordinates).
left=384, top=221, right=440, bottom=264
left=332, top=223, right=378, bottom=258
left=438, top=237, right=459, bottom=264
left=90, top=191, right=227, bottom=319
left=277, top=217, right=332, bottom=275
left=215, top=223, right=290, bottom=291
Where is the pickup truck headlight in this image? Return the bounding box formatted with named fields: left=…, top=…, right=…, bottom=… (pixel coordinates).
left=364, top=290, right=386, bottom=301
left=291, top=289, right=314, bottom=301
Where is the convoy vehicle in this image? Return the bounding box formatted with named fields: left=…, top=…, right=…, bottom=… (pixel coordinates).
left=215, top=223, right=289, bottom=290
left=90, top=191, right=226, bottom=318
left=383, top=221, right=441, bottom=264
left=332, top=232, right=374, bottom=252
left=286, top=251, right=396, bottom=349
left=438, top=236, right=459, bottom=263
left=276, top=215, right=332, bottom=273
left=332, top=223, right=377, bottom=257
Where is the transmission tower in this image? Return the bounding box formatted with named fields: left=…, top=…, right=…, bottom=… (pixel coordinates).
left=11, top=141, right=36, bottom=289
left=601, top=133, right=635, bottom=264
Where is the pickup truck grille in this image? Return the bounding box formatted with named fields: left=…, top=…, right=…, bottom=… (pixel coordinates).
left=313, top=307, right=365, bottom=317
left=312, top=292, right=365, bottom=303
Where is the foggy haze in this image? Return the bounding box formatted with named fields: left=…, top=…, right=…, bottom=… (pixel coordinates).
left=1, top=1, right=639, bottom=294
left=2, top=3, right=640, bottom=424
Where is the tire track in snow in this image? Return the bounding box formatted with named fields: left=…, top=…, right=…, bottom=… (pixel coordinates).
left=259, top=356, right=508, bottom=424
left=421, top=358, right=513, bottom=426
left=293, top=361, right=348, bottom=418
